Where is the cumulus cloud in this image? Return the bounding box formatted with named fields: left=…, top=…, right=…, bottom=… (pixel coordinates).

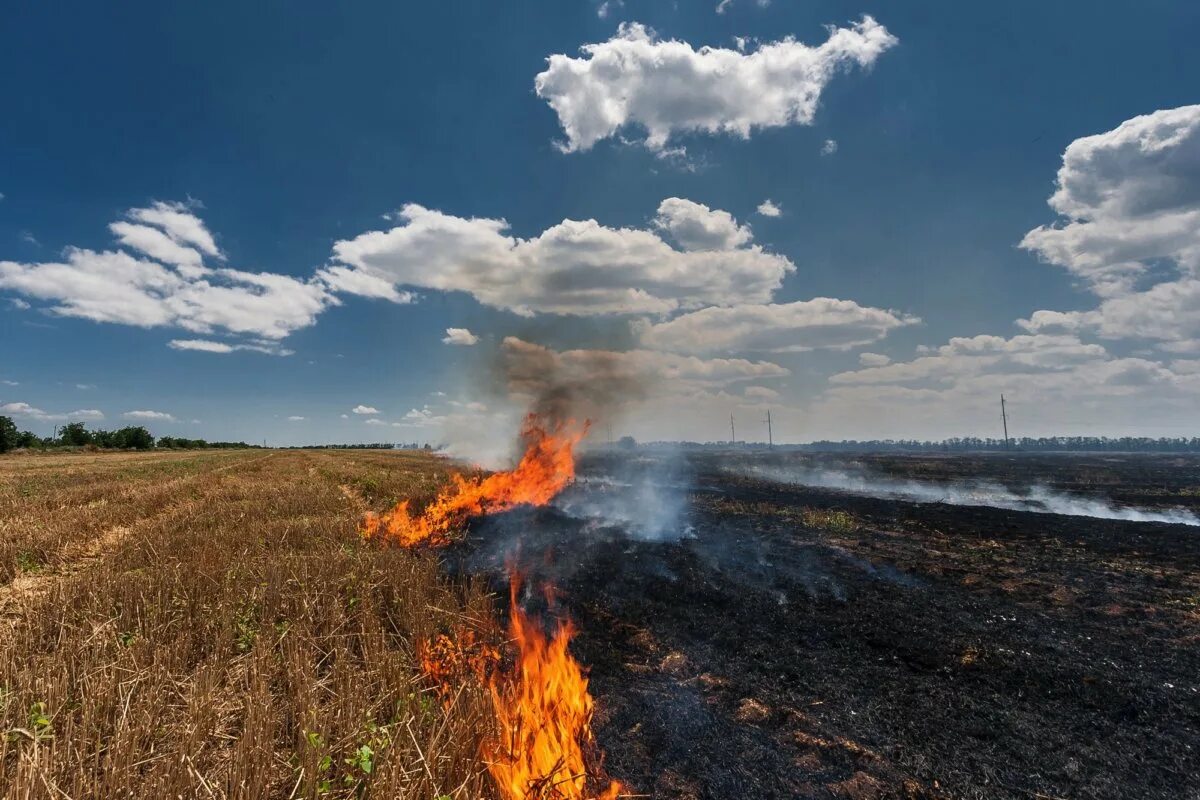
left=1, top=402, right=104, bottom=422
left=653, top=198, right=752, bottom=251
left=858, top=352, right=890, bottom=366
left=821, top=138, right=838, bottom=155
left=743, top=385, right=780, bottom=400
left=352, top=405, right=380, bottom=415
left=809, top=332, right=1200, bottom=438
left=1019, top=105, right=1200, bottom=352
left=123, top=410, right=177, bottom=422
left=534, top=17, right=897, bottom=152
left=634, top=298, right=919, bottom=354
left=442, top=327, right=480, bottom=345
left=0, top=202, right=334, bottom=349
left=327, top=199, right=793, bottom=316
left=756, top=199, right=782, bottom=217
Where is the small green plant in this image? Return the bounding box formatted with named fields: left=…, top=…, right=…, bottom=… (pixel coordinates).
left=27, top=702, right=53, bottom=741
left=345, top=743, right=374, bottom=777
left=234, top=606, right=258, bottom=653
left=15, top=550, right=42, bottom=574
left=117, top=631, right=136, bottom=647
left=800, top=507, right=861, bottom=533
left=305, top=731, right=334, bottom=794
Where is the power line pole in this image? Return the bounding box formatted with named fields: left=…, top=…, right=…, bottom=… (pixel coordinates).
left=1001, top=394, right=1010, bottom=450
left=766, top=409, right=773, bottom=448
left=730, top=413, right=736, bottom=445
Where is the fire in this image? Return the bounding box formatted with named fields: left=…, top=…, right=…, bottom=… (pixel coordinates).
left=483, top=579, right=623, bottom=800
left=362, top=414, right=587, bottom=547
left=377, top=412, right=624, bottom=798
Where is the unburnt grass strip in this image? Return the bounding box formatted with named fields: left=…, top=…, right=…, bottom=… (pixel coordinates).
left=0, top=449, right=500, bottom=799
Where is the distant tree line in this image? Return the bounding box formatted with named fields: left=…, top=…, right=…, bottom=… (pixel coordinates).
left=799, top=436, right=1200, bottom=453
left=288, top=442, right=434, bottom=450
left=629, top=436, right=1200, bottom=453
left=0, top=418, right=257, bottom=453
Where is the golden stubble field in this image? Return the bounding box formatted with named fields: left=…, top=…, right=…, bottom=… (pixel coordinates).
left=0, top=449, right=503, bottom=799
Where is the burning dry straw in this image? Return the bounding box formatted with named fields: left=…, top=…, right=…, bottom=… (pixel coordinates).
left=361, top=413, right=626, bottom=800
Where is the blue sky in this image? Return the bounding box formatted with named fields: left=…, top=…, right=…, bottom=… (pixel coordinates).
left=2, top=1, right=1199, bottom=447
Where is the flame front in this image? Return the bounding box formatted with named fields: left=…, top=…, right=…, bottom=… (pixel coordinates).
left=362, top=414, right=587, bottom=547
left=483, top=580, right=623, bottom=800
left=373, top=412, right=622, bottom=797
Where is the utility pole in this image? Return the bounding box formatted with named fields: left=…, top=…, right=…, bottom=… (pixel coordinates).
left=766, top=410, right=773, bottom=448
left=1000, top=394, right=1010, bottom=450
left=730, top=413, right=736, bottom=445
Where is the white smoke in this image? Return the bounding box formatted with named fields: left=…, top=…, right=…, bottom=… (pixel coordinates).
left=737, top=463, right=1200, bottom=527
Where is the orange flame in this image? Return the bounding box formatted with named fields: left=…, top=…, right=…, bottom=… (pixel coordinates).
left=362, top=414, right=587, bottom=547
left=382, top=412, right=623, bottom=798
left=484, top=579, right=623, bottom=800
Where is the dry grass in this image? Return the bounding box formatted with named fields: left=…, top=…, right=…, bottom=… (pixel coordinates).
left=0, top=449, right=501, bottom=799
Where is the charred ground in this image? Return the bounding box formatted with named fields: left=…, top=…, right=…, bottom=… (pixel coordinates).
left=455, top=452, right=1200, bottom=799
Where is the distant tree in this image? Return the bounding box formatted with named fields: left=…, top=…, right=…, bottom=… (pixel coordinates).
left=618, top=435, right=637, bottom=451
left=113, top=426, right=154, bottom=450
left=0, top=416, right=18, bottom=452
left=59, top=422, right=92, bottom=446
left=15, top=430, right=40, bottom=449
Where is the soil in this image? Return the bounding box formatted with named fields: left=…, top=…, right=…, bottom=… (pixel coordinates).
left=453, top=452, right=1200, bottom=800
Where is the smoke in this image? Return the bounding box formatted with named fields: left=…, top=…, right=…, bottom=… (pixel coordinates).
left=735, top=462, right=1200, bottom=527
left=500, top=337, right=652, bottom=429
left=552, top=451, right=694, bottom=541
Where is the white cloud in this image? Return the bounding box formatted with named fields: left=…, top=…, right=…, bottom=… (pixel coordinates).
left=123, top=410, right=177, bottom=422
left=596, top=0, right=621, bottom=18
left=327, top=199, right=793, bottom=316
left=75, top=383, right=95, bottom=390
left=821, top=138, right=838, bottom=155
left=858, top=352, right=890, bottom=367
left=1019, top=105, right=1200, bottom=352
left=756, top=200, right=782, bottom=217
left=0, top=203, right=335, bottom=349
left=717, top=0, right=771, bottom=12
left=1, top=402, right=104, bottom=422
left=167, top=338, right=294, bottom=356
left=316, top=265, right=415, bottom=303
left=634, top=298, right=919, bottom=354
left=744, top=385, right=780, bottom=400
left=2, top=380, right=18, bottom=386
left=364, top=418, right=387, bottom=426
left=534, top=17, right=897, bottom=152
left=287, top=416, right=305, bottom=422
left=442, top=327, right=480, bottom=346
left=352, top=405, right=380, bottom=415
left=128, top=201, right=222, bottom=259
left=108, top=221, right=206, bottom=275
left=809, top=332, right=1200, bottom=439
left=654, top=198, right=751, bottom=250
left=8, top=298, right=30, bottom=310
left=340, top=413, right=349, bottom=419
left=1020, top=105, right=1200, bottom=296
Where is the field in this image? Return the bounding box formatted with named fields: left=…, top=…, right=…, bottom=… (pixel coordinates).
left=2, top=449, right=1199, bottom=798
left=0, top=449, right=498, bottom=799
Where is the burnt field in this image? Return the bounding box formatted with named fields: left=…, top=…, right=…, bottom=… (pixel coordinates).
left=454, top=451, right=1200, bottom=800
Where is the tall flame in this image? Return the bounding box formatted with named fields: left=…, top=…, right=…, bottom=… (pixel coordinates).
left=380, top=413, right=624, bottom=798
left=362, top=414, right=587, bottom=547
left=483, top=579, right=623, bottom=800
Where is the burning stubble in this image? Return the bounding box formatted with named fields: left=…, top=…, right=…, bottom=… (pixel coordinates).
left=361, top=413, right=627, bottom=799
